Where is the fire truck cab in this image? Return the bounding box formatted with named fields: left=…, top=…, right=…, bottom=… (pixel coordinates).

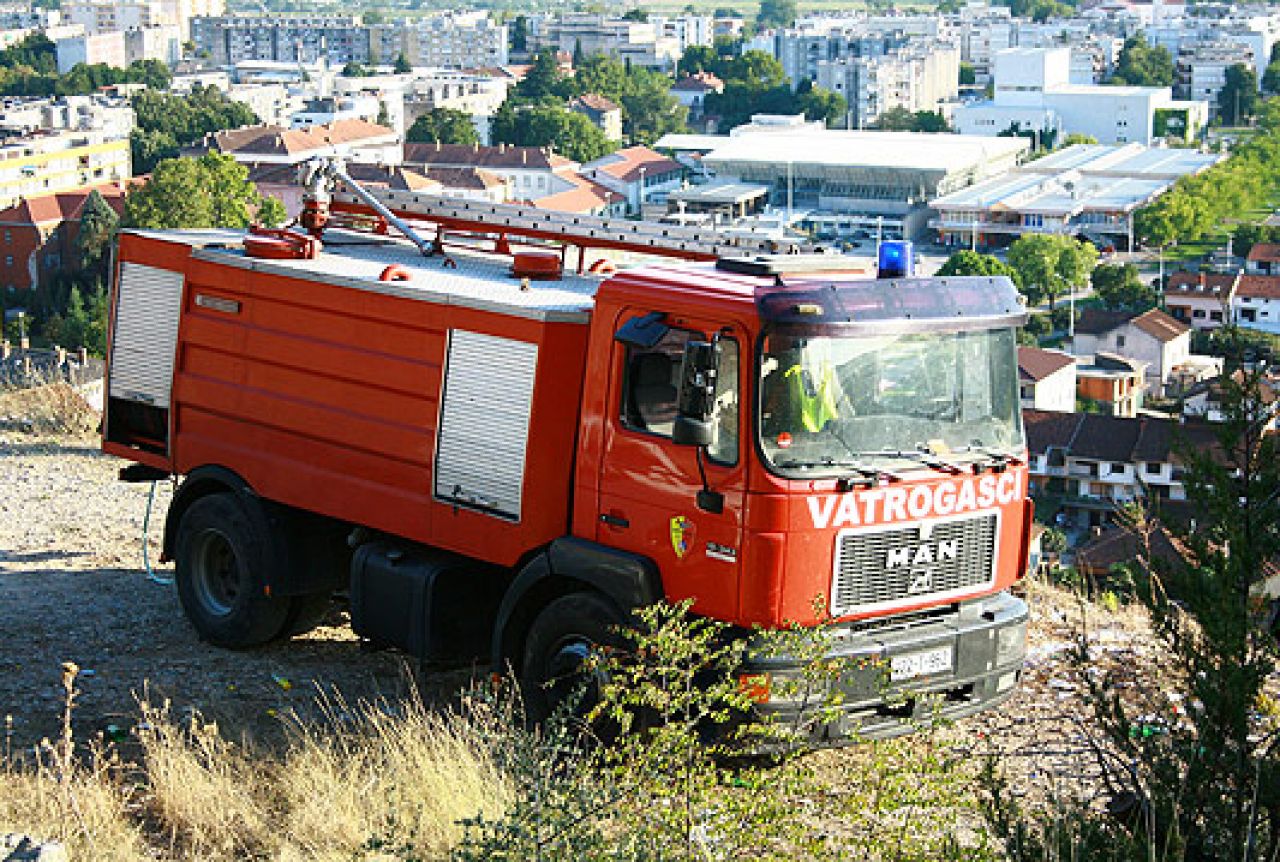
left=102, top=180, right=1030, bottom=741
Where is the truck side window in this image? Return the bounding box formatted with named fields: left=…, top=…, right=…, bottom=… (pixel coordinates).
left=621, top=328, right=739, bottom=465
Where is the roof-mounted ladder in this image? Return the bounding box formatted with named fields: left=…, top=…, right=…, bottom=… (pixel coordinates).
left=298, top=157, right=813, bottom=264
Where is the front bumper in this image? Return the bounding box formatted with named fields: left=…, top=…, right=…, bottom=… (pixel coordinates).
left=739, top=590, right=1027, bottom=743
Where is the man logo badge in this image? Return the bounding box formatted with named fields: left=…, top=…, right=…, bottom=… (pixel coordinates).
left=907, top=569, right=935, bottom=595
left=886, top=522, right=956, bottom=597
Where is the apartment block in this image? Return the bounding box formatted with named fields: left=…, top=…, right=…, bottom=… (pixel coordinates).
left=0, top=130, right=131, bottom=211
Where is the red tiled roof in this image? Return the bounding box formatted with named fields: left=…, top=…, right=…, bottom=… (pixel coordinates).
left=0, top=181, right=129, bottom=226
left=1164, top=270, right=1238, bottom=298
left=672, top=72, right=724, bottom=92
left=211, top=119, right=396, bottom=158
left=570, top=93, right=619, bottom=113
left=1247, top=242, right=1280, bottom=263
left=1018, top=346, right=1076, bottom=382
left=1131, top=308, right=1190, bottom=342
left=1237, top=274, right=1280, bottom=300
left=404, top=142, right=576, bottom=171
left=586, top=145, right=681, bottom=183
left=527, top=174, right=622, bottom=214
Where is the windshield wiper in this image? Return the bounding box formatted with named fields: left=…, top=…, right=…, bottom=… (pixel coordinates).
left=955, top=444, right=1025, bottom=469
left=774, top=457, right=897, bottom=485
left=860, top=448, right=967, bottom=475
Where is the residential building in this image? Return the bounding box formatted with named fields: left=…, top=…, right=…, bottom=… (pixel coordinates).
left=0, top=130, right=131, bottom=211
left=403, top=142, right=582, bottom=202
left=0, top=95, right=135, bottom=140
left=684, top=114, right=1029, bottom=240
left=1018, top=346, right=1077, bottom=412
left=814, top=43, right=959, bottom=129
left=197, top=119, right=401, bottom=170
left=53, top=31, right=128, bottom=73
left=1024, top=408, right=1214, bottom=527
left=192, top=15, right=372, bottom=66
left=368, top=13, right=509, bottom=69
left=64, top=0, right=224, bottom=36
left=1164, top=270, right=1237, bottom=330
left=1233, top=275, right=1280, bottom=335
left=669, top=72, right=723, bottom=124
left=953, top=47, right=1208, bottom=146
left=1076, top=352, right=1146, bottom=417
left=568, top=94, right=623, bottom=143
left=1069, top=307, right=1191, bottom=395
left=0, top=182, right=127, bottom=293
left=531, top=14, right=684, bottom=70
left=1182, top=370, right=1279, bottom=431
left=582, top=146, right=683, bottom=215
left=289, top=95, right=385, bottom=129
left=1246, top=243, right=1280, bottom=275
left=930, top=143, right=1222, bottom=250
left=527, top=174, right=625, bottom=217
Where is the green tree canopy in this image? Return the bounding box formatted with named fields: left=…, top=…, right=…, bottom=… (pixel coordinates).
left=756, top=0, right=797, bottom=29
left=959, top=62, right=976, bottom=86
left=342, top=61, right=371, bottom=77
left=1061, top=132, right=1098, bottom=146
left=1006, top=234, right=1098, bottom=308
left=77, top=189, right=119, bottom=276
left=510, top=15, right=528, bottom=53
left=874, top=107, right=950, bottom=132
left=936, top=250, right=1022, bottom=286
left=393, top=52, right=412, bottom=74
left=1218, top=63, right=1258, bottom=126
left=1091, top=262, right=1158, bottom=311
left=1109, top=33, right=1174, bottom=86
left=123, top=153, right=285, bottom=230
left=406, top=108, right=479, bottom=145
left=517, top=49, right=563, bottom=101
left=491, top=104, right=614, bottom=163
left=130, top=85, right=259, bottom=174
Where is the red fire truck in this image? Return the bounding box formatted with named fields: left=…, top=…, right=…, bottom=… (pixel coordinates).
left=102, top=160, right=1031, bottom=739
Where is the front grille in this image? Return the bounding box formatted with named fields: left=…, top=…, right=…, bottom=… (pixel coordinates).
left=830, top=513, right=998, bottom=617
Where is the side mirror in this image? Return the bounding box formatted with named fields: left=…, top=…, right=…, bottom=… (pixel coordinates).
left=672, top=340, right=717, bottom=447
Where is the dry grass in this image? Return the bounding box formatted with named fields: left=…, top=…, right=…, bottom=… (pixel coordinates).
left=0, top=758, right=146, bottom=862
left=0, top=687, right=514, bottom=861
left=0, top=381, right=99, bottom=436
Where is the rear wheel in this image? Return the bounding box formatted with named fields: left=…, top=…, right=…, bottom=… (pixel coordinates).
left=175, top=493, right=292, bottom=648
left=520, top=592, right=625, bottom=724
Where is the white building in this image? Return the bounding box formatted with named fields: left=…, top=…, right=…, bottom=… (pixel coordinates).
left=369, top=13, right=509, bottom=69
left=953, top=47, right=1208, bottom=145
left=1233, top=275, right=1280, bottom=335
left=0, top=94, right=135, bottom=140
left=1164, top=271, right=1237, bottom=330
left=815, top=44, right=959, bottom=129
left=53, top=31, right=128, bottom=73
left=691, top=115, right=1030, bottom=240
left=1018, top=347, right=1077, bottom=413
left=1069, top=308, right=1192, bottom=396
left=930, top=142, right=1221, bottom=250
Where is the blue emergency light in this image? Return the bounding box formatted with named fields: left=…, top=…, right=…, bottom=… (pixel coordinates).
left=877, top=240, right=914, bottom=279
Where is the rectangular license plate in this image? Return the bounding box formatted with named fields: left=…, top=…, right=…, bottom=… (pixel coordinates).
left=890, top=646, right=953, bottom=682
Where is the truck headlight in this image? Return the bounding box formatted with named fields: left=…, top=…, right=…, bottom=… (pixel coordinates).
left=996, top=621, right=1027, bottom=665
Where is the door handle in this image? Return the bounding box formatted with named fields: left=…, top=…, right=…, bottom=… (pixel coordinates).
left=599, top=513, right=630, bottom=529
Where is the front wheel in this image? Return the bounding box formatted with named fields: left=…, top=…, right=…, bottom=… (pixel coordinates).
left=519, top=592, right=625, bottom=724
left=174, top=493, right=292, bottom=648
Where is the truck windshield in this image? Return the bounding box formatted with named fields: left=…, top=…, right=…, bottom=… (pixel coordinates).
left=758, top=328, right=1023, bottom=475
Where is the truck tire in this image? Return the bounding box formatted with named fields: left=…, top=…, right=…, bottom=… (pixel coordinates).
left=281, top=592, right=333, bottom=638
left=520, top=592, right=624, bottom=724
left=174, top=493, right=292, bottom=648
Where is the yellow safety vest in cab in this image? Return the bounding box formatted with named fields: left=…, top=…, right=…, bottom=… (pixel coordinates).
left=784, top=363, right=840, bottom=432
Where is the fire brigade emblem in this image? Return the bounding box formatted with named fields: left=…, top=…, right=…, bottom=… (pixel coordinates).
left=670, top=516, right=694, bottom=559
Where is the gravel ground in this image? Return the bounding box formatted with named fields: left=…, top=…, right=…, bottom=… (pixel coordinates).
left=0, top=430, right=473, bottom=753
left=0, top=423, right=1140, bottom=806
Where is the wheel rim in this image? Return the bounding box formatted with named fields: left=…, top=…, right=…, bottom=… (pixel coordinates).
left=544, top=637, right=603, bottom=707
left=190, top=528, right=241, bottom=618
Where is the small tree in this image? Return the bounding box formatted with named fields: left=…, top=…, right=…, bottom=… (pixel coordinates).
left=393, top=52, right=412, bottom=74
left=1219, top=63, right=1259, bottom=126
left=406, top=108, right=479, bottom=145
left=77, top=189, right=119, bottom=277
left=123, top=153, right=281, bottom=229
left=1091, top=262, right=1157, bottom=312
